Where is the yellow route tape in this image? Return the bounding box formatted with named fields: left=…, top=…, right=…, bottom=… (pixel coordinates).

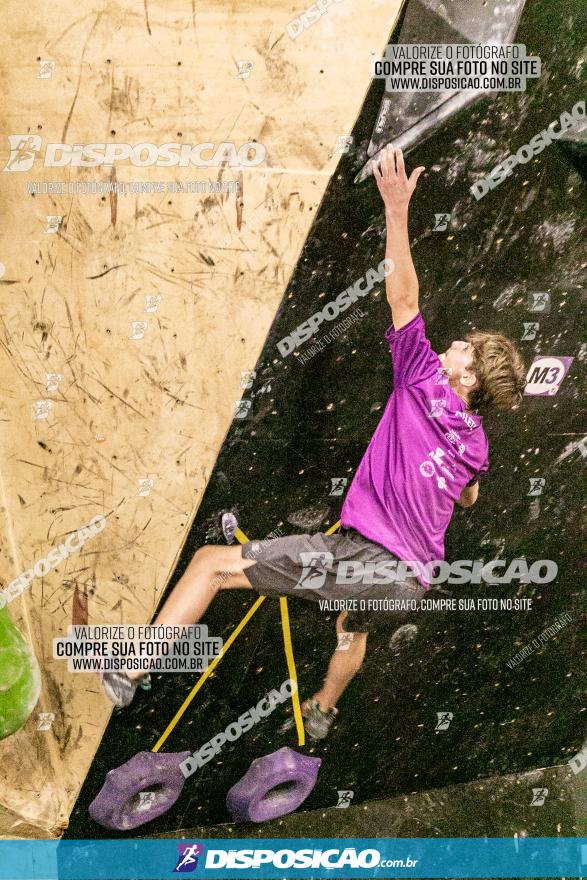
left=151, top=519, right=345, bottom=752
left=279, top=597, right=305, bottom=746
left=152, top=595, right=265, bottom=752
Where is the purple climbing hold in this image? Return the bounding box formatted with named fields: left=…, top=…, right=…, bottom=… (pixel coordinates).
left=89, top=750, right=190, bottom=830
left=226, top=746, right=321, bottom=823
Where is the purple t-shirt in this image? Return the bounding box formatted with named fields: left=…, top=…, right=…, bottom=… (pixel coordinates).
left=340, top=312, right=489, bottom=584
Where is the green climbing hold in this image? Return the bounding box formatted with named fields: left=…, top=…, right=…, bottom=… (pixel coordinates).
left=0, top=606, right=41, bottom=739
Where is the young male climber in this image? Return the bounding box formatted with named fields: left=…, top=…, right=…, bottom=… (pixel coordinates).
left=103, top=146, right=526, bottom=741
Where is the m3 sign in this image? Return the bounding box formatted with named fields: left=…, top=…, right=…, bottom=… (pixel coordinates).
left=524, top=356, right=573, bottom=396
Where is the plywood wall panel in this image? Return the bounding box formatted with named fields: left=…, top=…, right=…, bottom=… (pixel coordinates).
left=0, top=0, right=401, bottom=836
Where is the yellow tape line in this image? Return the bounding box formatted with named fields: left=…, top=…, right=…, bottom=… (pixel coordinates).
left=279, top=597, right=305, bottom=746
left=152, top=519, right=341, bottom=752
left=152, top=594, right=265, bottom=752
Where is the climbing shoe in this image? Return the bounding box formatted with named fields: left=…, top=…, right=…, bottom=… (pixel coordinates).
left=279, top=699, right=338, bottom=741
left=102, top=671, right=151, bottom=707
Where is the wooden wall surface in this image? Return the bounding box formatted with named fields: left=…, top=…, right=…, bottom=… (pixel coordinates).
left=0, top=0, right=401, bottom=837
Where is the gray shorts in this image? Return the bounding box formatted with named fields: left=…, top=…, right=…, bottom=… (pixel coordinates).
left=241, top=527, right=426, bottom=633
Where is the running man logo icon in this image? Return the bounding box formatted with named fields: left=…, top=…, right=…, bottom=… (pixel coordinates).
left=173, top=843, right=204, bottom=873
left=39, top=60, right=56, bottom=79
left=527, top=292, right=551, bottom=313
left=240, top=370, right=256, bottom=390
left=137, top=791, right=157, bottom=811
left=428, top=398, right=446, bottom=418
left=333, top=135, right=353, bottom=155
left=335, top=790, right=354, bottom=808
left=295, top=551, right=334, bottom=590
left=236, top=61, right=253, bottom=79
left=136, top=477, right=155, bottom=497
left=129, top=321, right=148, bottom=340
left=329, top=477, right=348, bottom=496
left=3, top=134, right=43, bottom=172
left=336, top=632, right=354, bottom=652
left=521, top=322, right=539, bottom=341
left=144, top=294, right=161, bottom=313
left=32, top=400, right=53, bottom=421
left=36, top=712, right=55, bottom=731
left=234, top=399, right=252, bottom=419
left=46, top=373, right=62, bottom=393
left=433, top=213, right=451, bottom=231
left=435, top=711, right=453, bottom=731
left=45, top=215, right=62, bottom=234
left=434, top=366, right=451, bottom=385
left=530, top=787, right=548, bottom=806
left=528, top=477, right=546, bottom=497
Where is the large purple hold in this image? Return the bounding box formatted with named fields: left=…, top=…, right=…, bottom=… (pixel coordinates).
left=226, top=747, right=321, bottom=823
left=89, top=750, right=190, bottom=830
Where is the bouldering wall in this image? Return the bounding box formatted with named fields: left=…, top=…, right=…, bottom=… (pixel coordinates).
left=66, top=0, right=586, bottom=840
left=0, top=0, right=404, bottom=837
